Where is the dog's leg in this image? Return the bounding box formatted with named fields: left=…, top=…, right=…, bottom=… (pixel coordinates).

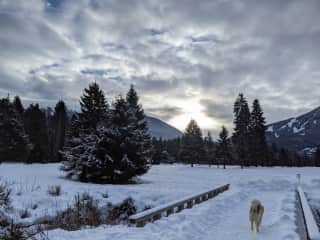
left=252, top=222, right=257, bottom=240
left=251, top=220, right=253, bottom=231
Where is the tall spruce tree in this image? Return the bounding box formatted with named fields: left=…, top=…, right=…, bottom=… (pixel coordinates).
left=204, top=132, right=216, bottom=166
left=13, top=96, right=24, bottom=116
left=24, top=104, right=49, bottom=163
left=249, top=99, right=268, bottom=166
left=125, top=85, right=152, bottom=174
left=51, top=100, right=67, bottom=162
left=216, top=126, right=232, bottom=169
left=0, top=97, right=32, bottom=162
left=232, top=93, right=251, bottom=168
left=179, top=119, right=205, bottom=167
left=79, top=82, right=108, bottom=130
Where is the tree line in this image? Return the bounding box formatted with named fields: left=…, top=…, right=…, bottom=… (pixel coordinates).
left=0, top=83, right=151, bottom=183
left=1, top=88, right=319, bottom=181
left=152, top=93, right=320, bottom=167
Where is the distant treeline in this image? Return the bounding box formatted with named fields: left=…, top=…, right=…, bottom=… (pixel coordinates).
left=152, top=94, right=320, bottom=167
left=0, top=87, right=319, bottom=171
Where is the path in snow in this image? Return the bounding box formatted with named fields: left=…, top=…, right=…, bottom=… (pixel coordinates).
left=48, top=179, right=300, bottom=240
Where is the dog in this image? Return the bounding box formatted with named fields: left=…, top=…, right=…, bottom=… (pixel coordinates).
left=249, top=199, right=264, bottom=234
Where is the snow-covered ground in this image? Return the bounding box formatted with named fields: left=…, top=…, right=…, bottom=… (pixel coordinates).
left=1, top=163, right=319, bottom=240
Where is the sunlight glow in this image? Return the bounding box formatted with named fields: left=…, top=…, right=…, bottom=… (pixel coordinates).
left=169, top=99, right=217, bottom=132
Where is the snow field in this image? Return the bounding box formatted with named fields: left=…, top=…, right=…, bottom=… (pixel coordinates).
left=1, top=163, right=320, bottom=239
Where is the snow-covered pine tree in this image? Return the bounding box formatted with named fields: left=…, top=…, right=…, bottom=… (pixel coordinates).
left=0, top=97, right=32, bottom=163
left=179, top=119, right=205, bottom=167
left=24, top=104, right=49, bottom=163
left=83, top=95, right=148, bottom=183
left=125, top=85, right=152, bottom=174
left=249, top=99, right=268, bottom=166
left=61, top=82, right=109, bottom=181
left=79, top=82, right=108, bottom=130
left=232, top=93, right=251, bottom=168
left=61, top=85, right=151, bottom=183
left=216, top=126, right=232, bottom=169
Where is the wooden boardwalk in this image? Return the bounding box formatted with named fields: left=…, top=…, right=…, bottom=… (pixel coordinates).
left=129, top=184, right=230, bottom=227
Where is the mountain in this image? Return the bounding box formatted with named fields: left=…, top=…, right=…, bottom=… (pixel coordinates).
left=146, top=116, right=183, bottom=139
left=266, top=107, right=320, bottom=154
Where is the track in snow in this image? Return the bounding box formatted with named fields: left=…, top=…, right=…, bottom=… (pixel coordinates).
left=48, top=179, right=300, bottom=240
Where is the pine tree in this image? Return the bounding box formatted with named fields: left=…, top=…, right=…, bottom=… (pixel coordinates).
left=52, top=100, right=67, bottom=162
left=125, top=85, right=152, bottom=174
left=24, top=104, right=49, bottom=163
left=0, top=97, right=32, bottom=162
left=249, top=99, right=268, bottom=166
left=61, top=87, right=151, bottom=183
left=279, top=148, right=290, bottom=167
left=79, top=82, right=108, bottom=130
left=151, top=137, right=163, bottom=164
left=179, top=119, right=205, bottom=167
left=204, top=132, right=216, bottom=167
left=314, top=147, right=320, bottom=167
left=13, top=96, right=24, bottom=116
left=232, top=93, right=251, bottom=168
left=216, top=126, right=232, bottom=169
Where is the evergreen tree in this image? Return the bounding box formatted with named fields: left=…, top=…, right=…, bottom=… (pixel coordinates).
left=179, top=119, right=205, bottom=167
left=125, top=85, right=152, bottom=174
left=24, top=104, right=49, bottom=162
left=151, top=137, right=163, bottom=164
left=204, top=132, right=216, bottom=166
left=13, top=96, right=24, bottom=116
left=232, top=93, right=251, bottom=168
left=52, top=100, right=67, bottom=162
left=314, top=147, right=320, bottom=167
left=0, top=97, right=32, bottom=162
left=279, top=148, right=290, bottom=167
left=216, top=126, right=232, bottom=169
left=79, top=82, right=108, bottom=130
left=61, top=87, right=151, bottom=183
left=249, top=99, right=268, bottom=166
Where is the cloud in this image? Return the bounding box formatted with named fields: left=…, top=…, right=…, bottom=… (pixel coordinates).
left=146, top=105, right=183, bottom=121
left=1, top=0, right=320, bottom=133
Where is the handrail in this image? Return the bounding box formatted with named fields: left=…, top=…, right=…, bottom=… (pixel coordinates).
left=297, top=186, right=320, bottom=240
left=129, top=184, right=230, bottom=227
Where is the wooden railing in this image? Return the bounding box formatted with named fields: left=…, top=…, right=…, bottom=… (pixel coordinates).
left=129, top=184, right=230, bottom=227
left=297, top=187, right=320, bottom=240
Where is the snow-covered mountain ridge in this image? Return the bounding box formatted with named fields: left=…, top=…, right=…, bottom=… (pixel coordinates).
left=146, top=116, right=182, bottom=139
left=266, top=106, right=320, bottom=154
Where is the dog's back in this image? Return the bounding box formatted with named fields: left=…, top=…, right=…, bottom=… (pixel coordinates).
left=249, top=199, right=264, bottom=232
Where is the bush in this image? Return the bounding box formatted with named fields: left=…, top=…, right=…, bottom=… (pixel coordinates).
left=106, top=197, right=136, bottom=224
left=0, top=179, right=11, bottom=207
left=53, top=192, right=101, bottom=231
left=47, top=185, right=61, bottom=196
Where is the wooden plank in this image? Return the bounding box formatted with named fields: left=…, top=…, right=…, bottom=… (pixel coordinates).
left=129, top=184, right=230, bottom=227
left=297, top=187, right=320, bottom=240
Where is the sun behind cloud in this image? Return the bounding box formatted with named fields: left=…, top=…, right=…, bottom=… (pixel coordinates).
left=169, top=98, right=218, bottom=132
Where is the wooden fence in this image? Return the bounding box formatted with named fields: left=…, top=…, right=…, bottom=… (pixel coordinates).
left=129, top=184, right=230, bottom=227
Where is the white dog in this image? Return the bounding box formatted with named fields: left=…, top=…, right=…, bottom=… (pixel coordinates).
left=249, top=199, right=264, bottom=235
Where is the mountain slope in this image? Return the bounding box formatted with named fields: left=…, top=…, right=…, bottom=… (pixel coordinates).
left=266, top=107, right=320, bottom=153
left=146, top=116, right=182, bottom=139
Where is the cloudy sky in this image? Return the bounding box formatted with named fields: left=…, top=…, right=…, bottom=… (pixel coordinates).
left=1, top=0, right=320, bottom=136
